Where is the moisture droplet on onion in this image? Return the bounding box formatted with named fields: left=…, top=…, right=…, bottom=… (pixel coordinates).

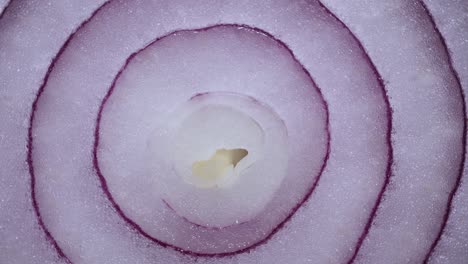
left=0, top=0, right=467, bottom=263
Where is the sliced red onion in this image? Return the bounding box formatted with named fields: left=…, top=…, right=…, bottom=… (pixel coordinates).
left=0, top=1, right=108, bottom=263
left=1, top=0, right=466, bottom=263
left=95, top=25, right=326, bottom=253
left=321, top=0, right=466, bottom=263
left=27, top=0, right=391, bottom=262
left=422, top=0, right=468, bottom=263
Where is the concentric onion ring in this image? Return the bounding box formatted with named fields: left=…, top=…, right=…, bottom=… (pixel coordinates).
left=0, top=0, right=466, bottom=263
left=94, top=24, right=329, bottom=255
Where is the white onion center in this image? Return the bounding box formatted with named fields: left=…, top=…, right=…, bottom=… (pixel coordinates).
left=148, top=92, right=288, bottom=227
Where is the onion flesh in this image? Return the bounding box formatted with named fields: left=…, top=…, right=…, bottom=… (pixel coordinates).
left=321, top=0, right=465, bottom=263
left=29, top=0, right=389, bottom=262
left=0, top=0, right=466, bottom=263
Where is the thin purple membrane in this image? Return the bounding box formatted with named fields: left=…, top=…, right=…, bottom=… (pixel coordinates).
left=420, top=1, right=467, bottom=263
left=92, top=23, right=331, bottom=257
left=316, top=2, right=394, bottom=263
left=26, top=1, right=112, bottom=263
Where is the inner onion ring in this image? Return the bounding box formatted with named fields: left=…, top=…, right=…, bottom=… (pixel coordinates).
left=94, top=24, right=327, bottom=254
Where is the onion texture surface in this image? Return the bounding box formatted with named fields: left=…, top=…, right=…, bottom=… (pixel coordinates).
left=0, top=0, right=467, bottom=264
